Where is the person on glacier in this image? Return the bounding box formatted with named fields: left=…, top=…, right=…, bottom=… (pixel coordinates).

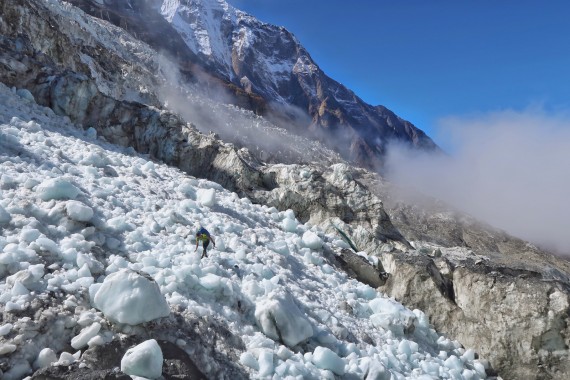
left=195, top=226, right=216, bottom=258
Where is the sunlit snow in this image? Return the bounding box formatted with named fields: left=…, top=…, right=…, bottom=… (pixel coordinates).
left=0, top=82, right=487, bottom=379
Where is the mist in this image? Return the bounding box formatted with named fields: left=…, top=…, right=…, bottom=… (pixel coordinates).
left=154, top=54, right=342, bottom=166
left=385, top=108, right=570, bottom=256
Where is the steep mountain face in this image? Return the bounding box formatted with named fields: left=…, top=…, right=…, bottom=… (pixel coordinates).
left=65, top=0, right=439, bottom=169
left=1, top=0, right=570, bottom=379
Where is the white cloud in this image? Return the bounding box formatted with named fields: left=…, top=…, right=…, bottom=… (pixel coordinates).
left=385, top=108, right=570, bottom=256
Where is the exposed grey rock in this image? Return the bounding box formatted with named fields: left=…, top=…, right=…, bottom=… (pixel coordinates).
left=332, top=248, right=388, bottom=288
left=380, top=250, right=570, bottom=379
left=0, top=298, right=79, bottom=377
left=347, top=171, right=570, bottom=379
left=366, top=177, right=570, bottom=279
left=250, top=163, right=410, bottom=251
left=31, top=366, right=131, bottom=380
left=67, top=0, right=268, bottom=114
left=148, top=313, right=249, bottom=379
left=0, top=0, right=161, bottom=106
left=160, top=340, right=208, bottom=380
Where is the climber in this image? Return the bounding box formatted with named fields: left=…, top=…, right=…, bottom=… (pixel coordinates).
left=195, top=226, right=216, bottom=258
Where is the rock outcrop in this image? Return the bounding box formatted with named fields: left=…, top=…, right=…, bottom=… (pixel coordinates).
left=380, top=250, right=570, bottom=379
left=360, top=170, right=570, bottom=282
left=0, top=0, right=162, bottom=106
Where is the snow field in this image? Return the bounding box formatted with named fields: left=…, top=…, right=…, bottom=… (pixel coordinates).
left=0, top=83, right=487, bottom=379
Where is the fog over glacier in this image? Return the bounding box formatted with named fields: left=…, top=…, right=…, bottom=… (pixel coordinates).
left=386, top=108, right=570, bottom=256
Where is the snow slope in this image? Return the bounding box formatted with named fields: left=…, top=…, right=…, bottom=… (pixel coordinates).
left=156, top=0, right=317, bottom=101
left=160, top=0, right=238, bottom=69
left=0, top=83, right=487, bottom=379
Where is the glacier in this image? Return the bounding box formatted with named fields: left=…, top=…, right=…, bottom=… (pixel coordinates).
left=0, top=82, right=487, bottom=378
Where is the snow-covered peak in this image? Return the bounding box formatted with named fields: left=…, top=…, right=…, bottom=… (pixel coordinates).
left=155, top=0, right=303, bottom=94
left=160, top=0, right=236, bottom=21
left=150, top=0, right=438, bottom=165
left=158, top=0, right=240, bottom=75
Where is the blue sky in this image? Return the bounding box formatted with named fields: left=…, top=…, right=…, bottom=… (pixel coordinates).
left=227, top=0, right=570, bottom=151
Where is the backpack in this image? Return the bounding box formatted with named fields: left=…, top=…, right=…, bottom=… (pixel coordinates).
left=197, top=226, right=210, bottom=238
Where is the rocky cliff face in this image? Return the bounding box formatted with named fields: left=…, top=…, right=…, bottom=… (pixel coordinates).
left=1, top=0, right=570, bottom=378
left=63, top=0, right=439, bottom=169
left=380, top=250, right=570, bottom=379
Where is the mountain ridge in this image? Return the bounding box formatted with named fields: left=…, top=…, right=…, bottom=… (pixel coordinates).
left=68, top=0, right=439, bottom=170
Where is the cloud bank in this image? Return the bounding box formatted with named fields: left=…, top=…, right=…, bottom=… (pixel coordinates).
left=385, top=108, right=570, bottom=256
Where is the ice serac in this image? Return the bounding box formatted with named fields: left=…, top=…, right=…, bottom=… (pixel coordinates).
left=254, top=290, right=314, bottom=348
left=92, top=270, right=170, bottom=325
left=121, top=339, right=163, bottom=379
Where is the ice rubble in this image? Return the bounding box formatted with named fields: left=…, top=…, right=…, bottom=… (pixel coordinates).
left=0, top=83, right=487, bottom=379
left=121, top=339, right=163, bottom=379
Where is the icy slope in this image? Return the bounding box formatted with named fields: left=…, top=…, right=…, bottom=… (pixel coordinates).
left=0, top=84, right=487, bottom=379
